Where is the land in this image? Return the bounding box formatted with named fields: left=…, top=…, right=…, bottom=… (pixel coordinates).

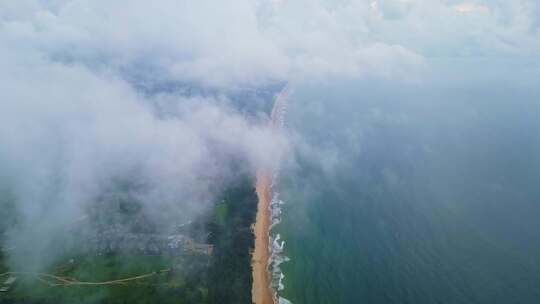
left=0, top=176, right=258, bottom=304
left=251, top=86, right=288, bottom=304
left=206, top=176, right=258, bottom=304
left=251, top=171, right=274, bottom=304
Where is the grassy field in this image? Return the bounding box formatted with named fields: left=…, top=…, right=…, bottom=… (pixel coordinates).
left=0, top=252, right=210, bottom=304
left=0, top=177, right=257, bottom=304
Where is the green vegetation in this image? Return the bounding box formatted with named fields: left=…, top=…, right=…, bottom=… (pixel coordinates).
left=207, top=177, right=258, bottom=304
left=0, top=176, right=258, bottom=304
left=0, top=253, right=209, bottom=304
left=213, top=202, right=228, bottom=228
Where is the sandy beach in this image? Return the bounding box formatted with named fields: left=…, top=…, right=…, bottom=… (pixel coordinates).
left=252, top=170, right=274, bottom=304
left=252, top=87, right=288, bottom=304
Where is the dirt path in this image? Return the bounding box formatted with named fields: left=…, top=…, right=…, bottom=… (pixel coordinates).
left=0, top=269, right=170, bottom=287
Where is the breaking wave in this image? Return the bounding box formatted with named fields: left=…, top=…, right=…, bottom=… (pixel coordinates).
left=269, top=191, right=291, bottom=304
left=267, top=84, right=292, bottom=304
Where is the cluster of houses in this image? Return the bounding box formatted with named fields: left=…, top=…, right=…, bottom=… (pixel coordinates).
left=82, top=229, right=213, bottom=256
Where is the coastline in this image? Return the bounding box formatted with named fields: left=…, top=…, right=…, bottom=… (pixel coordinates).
left=252, top=170, right=274, bottom=304
left=252, top=86, right=289, bottom=304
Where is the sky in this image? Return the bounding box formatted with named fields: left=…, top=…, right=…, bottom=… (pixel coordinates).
left=0, top=0, right=539, bottom=272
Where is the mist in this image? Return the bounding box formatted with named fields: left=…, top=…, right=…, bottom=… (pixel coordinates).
left=0, top=0, right=539, bottom=290
left=0, top=50, right=288, bottom=271
left=277, top=59, right=540, bottom=302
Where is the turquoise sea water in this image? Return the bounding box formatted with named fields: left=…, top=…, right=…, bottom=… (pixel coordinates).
left=274, top=76, right=540, bottom=304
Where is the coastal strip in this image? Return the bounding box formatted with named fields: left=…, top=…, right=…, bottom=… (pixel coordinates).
left=252, top=171, right=274, bottom=304
left=252, top=86, right=289, bottom=304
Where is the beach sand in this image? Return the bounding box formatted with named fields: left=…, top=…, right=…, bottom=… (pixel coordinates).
left=252, top=170, right=274, bottom=304
left=252, top=86, right=288, bottom=304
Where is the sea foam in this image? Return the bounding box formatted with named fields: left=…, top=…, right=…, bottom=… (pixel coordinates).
left=268, top=192, right=292, bottom=302
left=268, top=85, right=292, bottom=304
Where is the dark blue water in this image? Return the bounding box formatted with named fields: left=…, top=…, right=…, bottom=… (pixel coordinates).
left=275, top=73, right=540, bottom=304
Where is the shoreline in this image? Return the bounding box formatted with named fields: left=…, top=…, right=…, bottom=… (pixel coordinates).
left=252, top=170, right=274, bottom=304
left=252, top=86, right=289, bottom=304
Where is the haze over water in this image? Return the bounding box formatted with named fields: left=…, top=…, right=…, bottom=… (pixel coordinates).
left=1, top=2, right=540, bottom=304
left=275, top=63, right=540, bottom=303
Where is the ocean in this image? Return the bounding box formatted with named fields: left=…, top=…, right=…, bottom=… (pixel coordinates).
left=271, top=72, right=540, bottom=304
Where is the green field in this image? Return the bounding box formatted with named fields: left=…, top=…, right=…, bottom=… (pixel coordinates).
left=0, top=178, right=258, bottom=304
left=0, top=252, right=210, bottom=304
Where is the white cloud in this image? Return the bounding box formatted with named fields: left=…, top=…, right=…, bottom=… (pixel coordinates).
left=0, top=42, right=286, bottom=270
left=0, top=0, right=539, bottom=271
left=2, top=0, right=538, bottom=86
left=452, top=3, right=490, bottom=14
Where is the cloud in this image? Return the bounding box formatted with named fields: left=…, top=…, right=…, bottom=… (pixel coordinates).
left=0, top=43, right=286, bottom=270
left=451, top=3, right=490, bottom=14
left=0, top=0, right=424, bottom=86
left=2, top=0, right=538, bottom=86
left=0, top=0, right=288, bottom=88
left=0, top=0, right=539, bottom=272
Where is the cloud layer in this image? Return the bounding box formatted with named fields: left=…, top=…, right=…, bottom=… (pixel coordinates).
left=3, top=0, right=538, bottom=87
left=0, top=0, right=539, bottom=271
